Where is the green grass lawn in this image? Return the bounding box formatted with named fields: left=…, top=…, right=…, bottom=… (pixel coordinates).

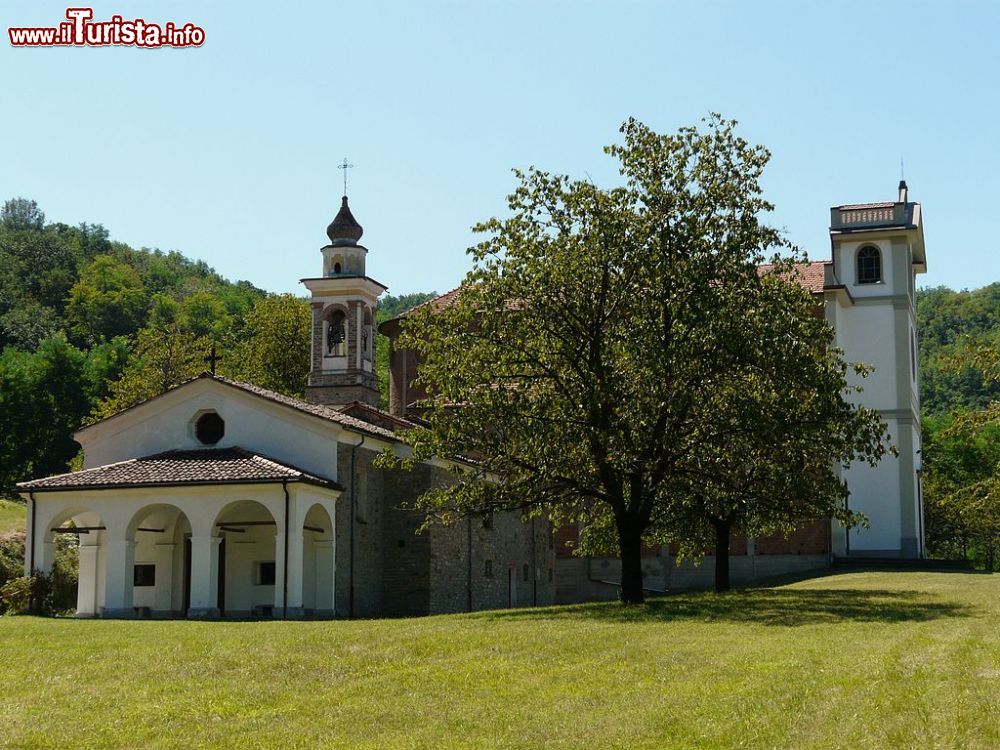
left=0, top=498, right=25, bottom=535
left=0, top=571, right=997, bottom=749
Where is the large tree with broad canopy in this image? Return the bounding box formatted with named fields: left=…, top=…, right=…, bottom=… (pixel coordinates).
left=384, top=116, right=889, bottom=603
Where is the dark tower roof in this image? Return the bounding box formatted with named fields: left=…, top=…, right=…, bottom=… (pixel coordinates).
left=326, top=196, right=364, bottom=245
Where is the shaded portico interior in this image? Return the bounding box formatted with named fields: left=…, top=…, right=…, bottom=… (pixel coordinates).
left=20, top=448, right=341, bottom=619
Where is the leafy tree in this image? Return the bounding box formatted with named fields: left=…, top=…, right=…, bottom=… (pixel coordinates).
left=917, top=284, right=1000, bottom=415
left=226, top=294, right=311, bottom=397
left=181, top=289, right=230, bottom=338
left=67, top=254, right=147, bottom=342
left=0, top=300, right=60, bottom=351
left=0, top=336, right=93, bottom=494
left=384, top=116, right=886, bottom=603
left=656, top=272, right=887, bottom=591
left=923, top=343, right=1000, bottom=569
left=1, top=198, right=44, bottom=231
left=90, top=327, right=207, bottom=421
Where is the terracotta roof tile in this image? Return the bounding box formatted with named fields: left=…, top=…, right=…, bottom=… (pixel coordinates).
left=18, top=448, right=342, bottom=492
left=208, top=374, right=398, bottom=440
left=758, top=260, right=829, bottom=294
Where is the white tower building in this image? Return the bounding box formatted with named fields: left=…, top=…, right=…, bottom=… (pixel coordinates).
left=827, top=181, right=927, bottom=558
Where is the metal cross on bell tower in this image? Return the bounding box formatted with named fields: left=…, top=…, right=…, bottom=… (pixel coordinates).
left=337, top=158, right=354, bottom=197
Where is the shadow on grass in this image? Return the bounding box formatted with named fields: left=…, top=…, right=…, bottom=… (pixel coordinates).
left=476, top=588, right=973, bottom=627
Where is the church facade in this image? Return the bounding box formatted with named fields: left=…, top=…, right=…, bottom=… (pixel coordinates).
left=18, top=182, right=927, bottom=617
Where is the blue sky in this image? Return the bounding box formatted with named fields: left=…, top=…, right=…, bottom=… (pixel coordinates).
left=2, top=1, right=997, bottom=297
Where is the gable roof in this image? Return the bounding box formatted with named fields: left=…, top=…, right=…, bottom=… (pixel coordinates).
left=17, top=447, right=343, bottom=493
left=77, top=372, right=399, bottom=443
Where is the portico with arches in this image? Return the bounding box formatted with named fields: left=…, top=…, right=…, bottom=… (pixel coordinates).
left=24, top=454, right=339, bottom=618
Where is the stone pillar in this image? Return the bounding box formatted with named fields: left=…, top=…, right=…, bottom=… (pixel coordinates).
left=102, top=539, right=136, bottom=618
left=188, top=536, right=221, bottom=618
left=77, top=543, right=100, bottom=617
left=154, top=543, right=176, bottom=614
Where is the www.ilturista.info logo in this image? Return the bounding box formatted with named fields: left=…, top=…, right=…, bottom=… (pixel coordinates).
left=9, top=8, right=205, bottom=48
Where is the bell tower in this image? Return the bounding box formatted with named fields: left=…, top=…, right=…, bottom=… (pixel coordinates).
left=827, top=180, right=927, bottom=559
left=301, top=194, right=386, bottom=407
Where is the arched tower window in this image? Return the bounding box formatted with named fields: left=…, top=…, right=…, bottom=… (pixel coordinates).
left=325, top=309, right=347, bottom=357
left=856, top=245, right=882, bottom=284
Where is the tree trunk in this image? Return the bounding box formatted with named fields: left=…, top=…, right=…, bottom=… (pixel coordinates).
left=712, top=517, right=732, bottom=593
left=616, top=516, right=645, bottom=604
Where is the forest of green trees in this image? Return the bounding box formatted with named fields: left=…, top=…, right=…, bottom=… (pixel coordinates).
left=0, top=196, right=997, bottom=568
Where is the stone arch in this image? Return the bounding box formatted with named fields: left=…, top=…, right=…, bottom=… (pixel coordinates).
left=212, top=499, right=280, bottom=617
left=322, top=303, right=349, bottom=358
left=42, top=505, right=105, bottom=617
left=301, top=503, right=335, bottom=615
left=125, top=503, right=193, bottom=617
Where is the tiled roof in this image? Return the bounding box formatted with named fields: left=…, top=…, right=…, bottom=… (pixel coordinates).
left=335, top=401, right=423, bottom=431
left=380, top=287, right=462, bottom=329
left=758, top=260, right=829, bottom=294
left=17, top=448, right=342, bottom=492
left=77, top=373, right=400, bottom=442
left=208, top=375, right=398, bottom=440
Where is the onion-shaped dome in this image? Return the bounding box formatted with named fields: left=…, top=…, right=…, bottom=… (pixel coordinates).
left=326, top=196, right=363, bottom=245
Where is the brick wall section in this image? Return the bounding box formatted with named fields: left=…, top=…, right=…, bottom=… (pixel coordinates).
left=310, top=302, right=324, bottom=372
left=387, top=343, right=427, bottom=417
left=430, top=507, right=556, bottom=613
left=333, top=443, right=554, bottom=617
left=755, top=519, right=830, bottom=555
left=381, top=462, right=434, bottom=617
left=335, top=444, right=385, bottom=618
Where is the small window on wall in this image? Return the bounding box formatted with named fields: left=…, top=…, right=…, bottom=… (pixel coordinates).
left=195, top=411, right=225, bottom=445
left=522, top=564, right=530, bottom=582
left=856, top=246, right=882, bottom=284
left=254, top=561, right=276, bottom=586
left=133, top=564, right=156, bottom=587
left=484, top=559, right=493, bottom=578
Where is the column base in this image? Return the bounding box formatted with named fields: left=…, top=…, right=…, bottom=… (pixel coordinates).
left=186, top=607, right=221, bottom=619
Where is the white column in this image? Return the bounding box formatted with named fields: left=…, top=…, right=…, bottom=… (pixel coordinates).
left=102, top=539, right=136, bottom=618
left=76, top=544, right=100, bottom=617
left=284, top=523, right=305, bottom=619
left=153, top=543, right=175, bottom=614
left=188, top=536, right=221, bottom=618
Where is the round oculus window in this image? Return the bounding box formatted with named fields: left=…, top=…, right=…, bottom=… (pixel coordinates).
left=195, top=412, right=225, bottom=445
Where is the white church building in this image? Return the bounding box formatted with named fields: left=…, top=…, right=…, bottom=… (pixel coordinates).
left=17, top=181, right=927, bottom=617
